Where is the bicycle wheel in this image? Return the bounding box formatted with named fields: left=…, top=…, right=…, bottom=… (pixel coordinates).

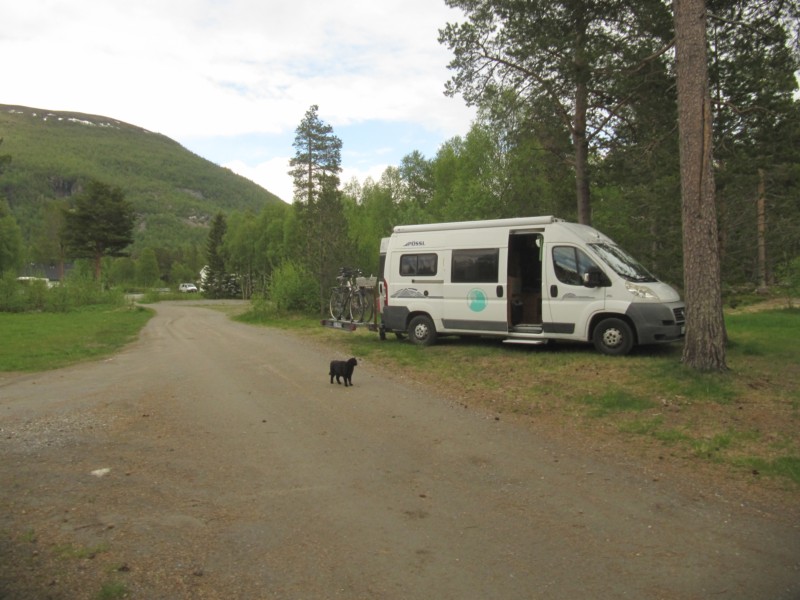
left=349, top=290, right=366, bottom=322
left=329, top=287, right=347, bottom=320
left=358, top=288, right=374, bottom=323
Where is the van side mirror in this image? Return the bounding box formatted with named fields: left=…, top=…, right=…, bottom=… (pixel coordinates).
left=583, top=268, right=605, bottom=288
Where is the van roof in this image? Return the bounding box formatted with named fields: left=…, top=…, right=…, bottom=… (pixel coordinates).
left=393, top=216, right=563, bottom=234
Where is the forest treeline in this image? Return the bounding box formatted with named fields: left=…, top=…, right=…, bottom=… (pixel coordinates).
left=215, top=0, right=800, bottom=312
left=1, top=0, right=798, bottom=311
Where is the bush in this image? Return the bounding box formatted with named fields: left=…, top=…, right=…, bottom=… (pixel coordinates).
left=247, top=292, right=278, bottom=319
left=268, top=261, right=317, bottom=313
left=778, top=256, right=800, bottom=307
left=0, top=273, right=30, bottom=312
left=0, top=271, right=126, bottom=313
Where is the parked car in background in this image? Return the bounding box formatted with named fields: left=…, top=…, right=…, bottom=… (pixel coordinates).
left=16, top=276, right=55, bottom=288
left=179, top=283, right=198, bottom=293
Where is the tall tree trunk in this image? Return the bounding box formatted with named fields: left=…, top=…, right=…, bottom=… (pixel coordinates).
left=674, top=0, right=727, bottom=371
left=94, top=248, right=103, bottom=281
left=573, top=85, right=591, bottom=226
left=573, top=17, right=591, bottom=225
left=757, top=168, right=767, bottom=290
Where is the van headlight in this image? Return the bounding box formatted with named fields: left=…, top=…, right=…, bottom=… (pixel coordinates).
left=625, top=282, right=660, bottom=301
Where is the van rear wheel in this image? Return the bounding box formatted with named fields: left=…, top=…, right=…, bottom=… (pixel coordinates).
left=593, top=318, right=634, bottom=356
left=408, top=315, right=437, bottom=346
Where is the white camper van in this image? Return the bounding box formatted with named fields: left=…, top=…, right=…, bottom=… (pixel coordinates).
left=378, top=216, right=685, bottom=355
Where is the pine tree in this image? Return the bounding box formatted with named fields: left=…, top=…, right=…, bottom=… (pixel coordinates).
left=0, top=199, right=23, bottom=276
left=0, top=142, right=23, bottom=276
left=439, top=0, right=673, bottom=224
left=204, top=212, right=228, bottom=299
left=288, top=105, right=342, bottom=205
left=62, top=179, right=135, bottom=280
left=288, top=106, right=347, bottom=314
left=674, top=0, right=727, bottom=371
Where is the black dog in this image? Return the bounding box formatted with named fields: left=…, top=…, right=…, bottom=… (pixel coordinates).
left=329, top=357, right=358, bottom=387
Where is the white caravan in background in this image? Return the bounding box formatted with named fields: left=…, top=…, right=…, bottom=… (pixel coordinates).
left=377, top=216, right=685, bottom=355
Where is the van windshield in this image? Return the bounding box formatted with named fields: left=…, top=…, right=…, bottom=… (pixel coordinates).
left=589, top=243, right=657, bottom=282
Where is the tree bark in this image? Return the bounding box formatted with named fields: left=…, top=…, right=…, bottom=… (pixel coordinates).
left=757, top=168, right=767, bottom=290
left=573, top=16, right=591, bottom=225
left=573, top=80, right=591, bottom=225
left=673, top=0, right=727, bottom=371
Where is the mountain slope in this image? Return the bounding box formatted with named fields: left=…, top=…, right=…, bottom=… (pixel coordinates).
left=0, top=104, right=287, bottom=253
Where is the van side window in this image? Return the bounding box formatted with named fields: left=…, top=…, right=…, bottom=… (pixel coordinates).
left=552, top=246, right=598, bottom=286
left=452, top=249, right=499, bottom=283
left=400, top=253, right=438, bottom=276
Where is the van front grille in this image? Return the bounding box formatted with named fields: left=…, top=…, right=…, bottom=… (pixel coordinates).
left=673, top=307, right=685, bottom=324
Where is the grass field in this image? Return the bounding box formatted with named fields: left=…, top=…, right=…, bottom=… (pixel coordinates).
left=0, top=305, right=152, bottom=371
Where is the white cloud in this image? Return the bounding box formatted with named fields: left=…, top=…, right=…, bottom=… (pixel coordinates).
left=224, top=158, right=392, bottom=206
left=2, top=0, right=475, bottom=197
left=224, top=157, right=293, bottom=204
left=341, top=163, right=391, bottom=191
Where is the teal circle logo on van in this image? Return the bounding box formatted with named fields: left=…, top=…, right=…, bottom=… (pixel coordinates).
left=467, top=288, right=488, bottom=312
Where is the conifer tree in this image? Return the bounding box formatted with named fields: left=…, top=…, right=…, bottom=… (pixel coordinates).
left=674, top=0, right=727, bottom=371
left=62, top=179, right=135, bottom=280
left=0, top=141, right=23, bottom=276
left=289, top=105, right=342, bottom=206
left=439, top=0, right=673, bottom=224
left=0, top=199, right=23, bottom=276
left=204, top=212, right=228, bottom=299
left=288, top=105, right=347, bottom=314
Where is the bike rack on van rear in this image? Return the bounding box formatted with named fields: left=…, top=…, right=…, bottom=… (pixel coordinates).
left=321, top=275, right=380, bottom=332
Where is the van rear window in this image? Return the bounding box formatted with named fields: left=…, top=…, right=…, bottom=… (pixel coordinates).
left=452, top=249, right=499, bottom=283
left=400, top=253, right=438, bottom=276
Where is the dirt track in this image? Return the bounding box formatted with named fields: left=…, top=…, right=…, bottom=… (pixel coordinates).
left=1, top=301, right=798, bottom=599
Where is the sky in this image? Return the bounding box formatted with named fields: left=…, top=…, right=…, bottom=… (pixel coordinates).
left=2, top=0, right=476, bottom=203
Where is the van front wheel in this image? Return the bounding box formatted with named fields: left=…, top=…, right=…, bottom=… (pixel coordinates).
left=593, top=318, right=634, bottom=356
left=408, top=315, right=437, bottom=346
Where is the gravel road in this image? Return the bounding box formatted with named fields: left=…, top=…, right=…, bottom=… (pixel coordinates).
left=1, top=301, right=798, bottom=599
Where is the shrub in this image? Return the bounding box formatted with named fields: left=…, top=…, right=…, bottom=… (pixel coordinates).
left=268, top=261, right=317, bottom=313
left=0, top=271, right=126, bottom=313
left=0, top=273, right=28, bottom=312
left=777, top=256, right=800, bottom=307
left=246, top=292, right=278, bottom=319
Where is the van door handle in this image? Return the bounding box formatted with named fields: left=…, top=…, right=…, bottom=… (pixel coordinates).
left=550, top=285, right=558, bottom=297
left=496, top=285, right=504, bottom=298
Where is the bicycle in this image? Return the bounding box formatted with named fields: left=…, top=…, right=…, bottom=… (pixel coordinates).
left=329, top=267, right=375, bottom=323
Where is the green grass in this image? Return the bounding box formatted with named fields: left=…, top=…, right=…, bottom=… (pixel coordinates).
left=690, top=431, right=736, bottom=459
left=725, top=308, right=800, bottom=362
left=647, top=360, right=738, bottom=404
left=619, top=416, right=666, bottom=436
left=54, top=542, right=109, bottom=560
left=653, top=427, right=692, bottom=444
left=0, top=305, right=152, bottom=371
left=236, top=308, right=323, bottom=331
left=96, top=581, right=129, bottom=600
left=735, top=456, right=800, bottom=484
left=20, top=528, right=37, bottom=543
left=579, top=389, right=653, bottom=416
